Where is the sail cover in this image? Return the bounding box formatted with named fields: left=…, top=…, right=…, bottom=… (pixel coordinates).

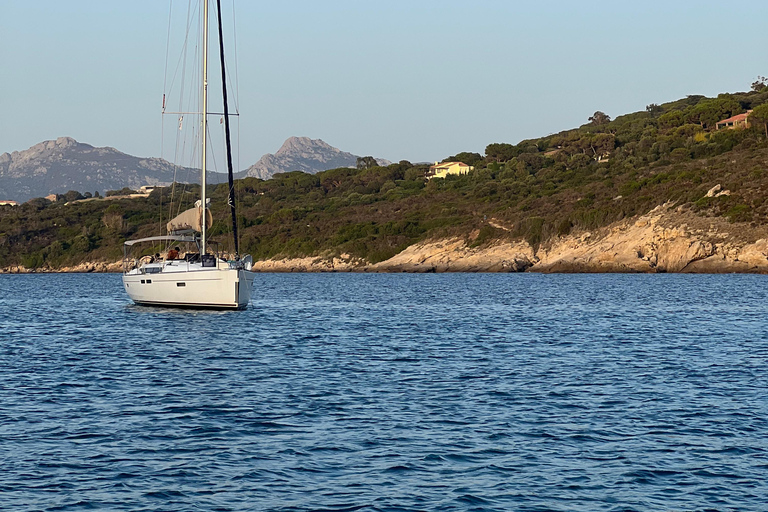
left=167, top=207, right=213, bottom=233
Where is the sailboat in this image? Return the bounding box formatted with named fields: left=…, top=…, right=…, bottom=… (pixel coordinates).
left=122, top=0, right=255, bottom=309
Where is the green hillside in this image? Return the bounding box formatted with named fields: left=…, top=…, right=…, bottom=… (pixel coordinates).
left=3, top=85, right=768, bottom=270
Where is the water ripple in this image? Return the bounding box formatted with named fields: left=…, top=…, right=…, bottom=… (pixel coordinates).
left=1, top=273, right=767, bottom=510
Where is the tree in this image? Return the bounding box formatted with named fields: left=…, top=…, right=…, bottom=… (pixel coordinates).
left=588, top=133, right=615, bottom=159
left=688, top=97, right=741, bottom=129
left=658, top=110, right=685, bottom=129
left=404, top=166, right=427, bottom=181
left=485, top=143, right=517, bottom=162
left=751, top=76, right=768, bottom=92
left=444, top=152, right=482, bottom=166
left=63, top=190, right=84, bottom=202
left=356, top=156, right=377, bottom=170
left=588, top=111, right=611, bottom=125
left=106, top=187, right=137, bottom=197
left=24, top=197, right=50, bottom=210
left=749, top=103, right=768, bottom=137
left=646, top=103, right=663, bottom=116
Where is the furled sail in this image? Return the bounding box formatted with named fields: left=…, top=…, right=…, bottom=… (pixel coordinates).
left=166, top=207, right=213, bottom=233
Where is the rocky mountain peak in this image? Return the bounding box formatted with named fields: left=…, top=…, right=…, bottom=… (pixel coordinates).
left=276, top=136, right=335, bottom=156
left=11, top=137, right=89, bottom=166
left=55, top=136, right=78, bottom=148
left=242, top=137, right=389, bottom=180
left=37, top=136, right=81, bottom=152
left=0, top=138, right=188, bottom=202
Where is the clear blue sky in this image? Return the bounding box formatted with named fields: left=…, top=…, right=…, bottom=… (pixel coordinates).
left=2, top=0, right=767, bottom=168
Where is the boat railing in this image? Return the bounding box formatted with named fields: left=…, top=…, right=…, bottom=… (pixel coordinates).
left=122, top=238, right=234, bottom=274
left=124, top=257, right=233, bottom=275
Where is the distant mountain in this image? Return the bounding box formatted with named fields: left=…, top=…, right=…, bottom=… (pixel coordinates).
left=240, top=136, right=391, bottom=180
left=0, top=136, right=391, bottom=202
left=0, top=137, right=193, bottom=203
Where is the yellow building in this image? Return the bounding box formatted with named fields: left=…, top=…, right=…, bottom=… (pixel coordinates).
left=426, top=161, right=474, bottom=179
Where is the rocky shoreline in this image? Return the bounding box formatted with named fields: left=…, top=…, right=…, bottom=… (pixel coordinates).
left=1, top=261, right=123, bottom=274
left=243, top=204, right=768, bottom=274
left=4, top=205, right=768, bottom=275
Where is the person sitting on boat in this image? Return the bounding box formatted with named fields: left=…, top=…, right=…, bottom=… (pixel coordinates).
left=167, top=247, right=180, bottom=260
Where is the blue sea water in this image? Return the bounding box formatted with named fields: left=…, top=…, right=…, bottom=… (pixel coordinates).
left=0, top=272, right=766, bottom=511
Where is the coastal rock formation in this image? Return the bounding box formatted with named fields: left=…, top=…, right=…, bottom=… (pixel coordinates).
left=534, top=204, right=768, bottom=273
left=244, top=204, right=768, bottom=274
left=249, top=253, right=361, bottom=272
left=244, top=240, right=537, bottom=273
left=1, top=260, right=122, bottom=274
left=57, top=261, right=124, bottom=273
left=371, top=238, right=536, bottom=272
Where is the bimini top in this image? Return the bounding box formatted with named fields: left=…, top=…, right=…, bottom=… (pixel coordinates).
left=123, top=235, right=198, bottom=246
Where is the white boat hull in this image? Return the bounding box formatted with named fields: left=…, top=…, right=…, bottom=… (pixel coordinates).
left=123, top=265, right=255, bottom=310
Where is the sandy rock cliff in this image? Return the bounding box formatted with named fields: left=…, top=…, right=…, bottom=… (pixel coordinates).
left=534, top=204, right=768, bottom=273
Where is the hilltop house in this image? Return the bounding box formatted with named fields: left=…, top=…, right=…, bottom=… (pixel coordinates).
left=716, top=110, right=752, bottom=130
left=0, top=200, right=19, bottom=206
left=426, top=161, right=474, bottom=180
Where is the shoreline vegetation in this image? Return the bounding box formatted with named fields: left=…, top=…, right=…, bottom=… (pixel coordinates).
left=5, top=202, right=768, bottom=275
left=4, top=86, right=768, bottom=274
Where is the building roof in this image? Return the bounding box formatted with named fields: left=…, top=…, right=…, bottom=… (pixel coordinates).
left=429, top=161, right=470, bottom=170
left=717, top=110, right=753, bottom=125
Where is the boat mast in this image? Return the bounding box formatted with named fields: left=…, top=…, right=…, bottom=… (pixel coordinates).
left=200, top=0, right=209, bottom=255
left=215, top=0, right=239, bottom=258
